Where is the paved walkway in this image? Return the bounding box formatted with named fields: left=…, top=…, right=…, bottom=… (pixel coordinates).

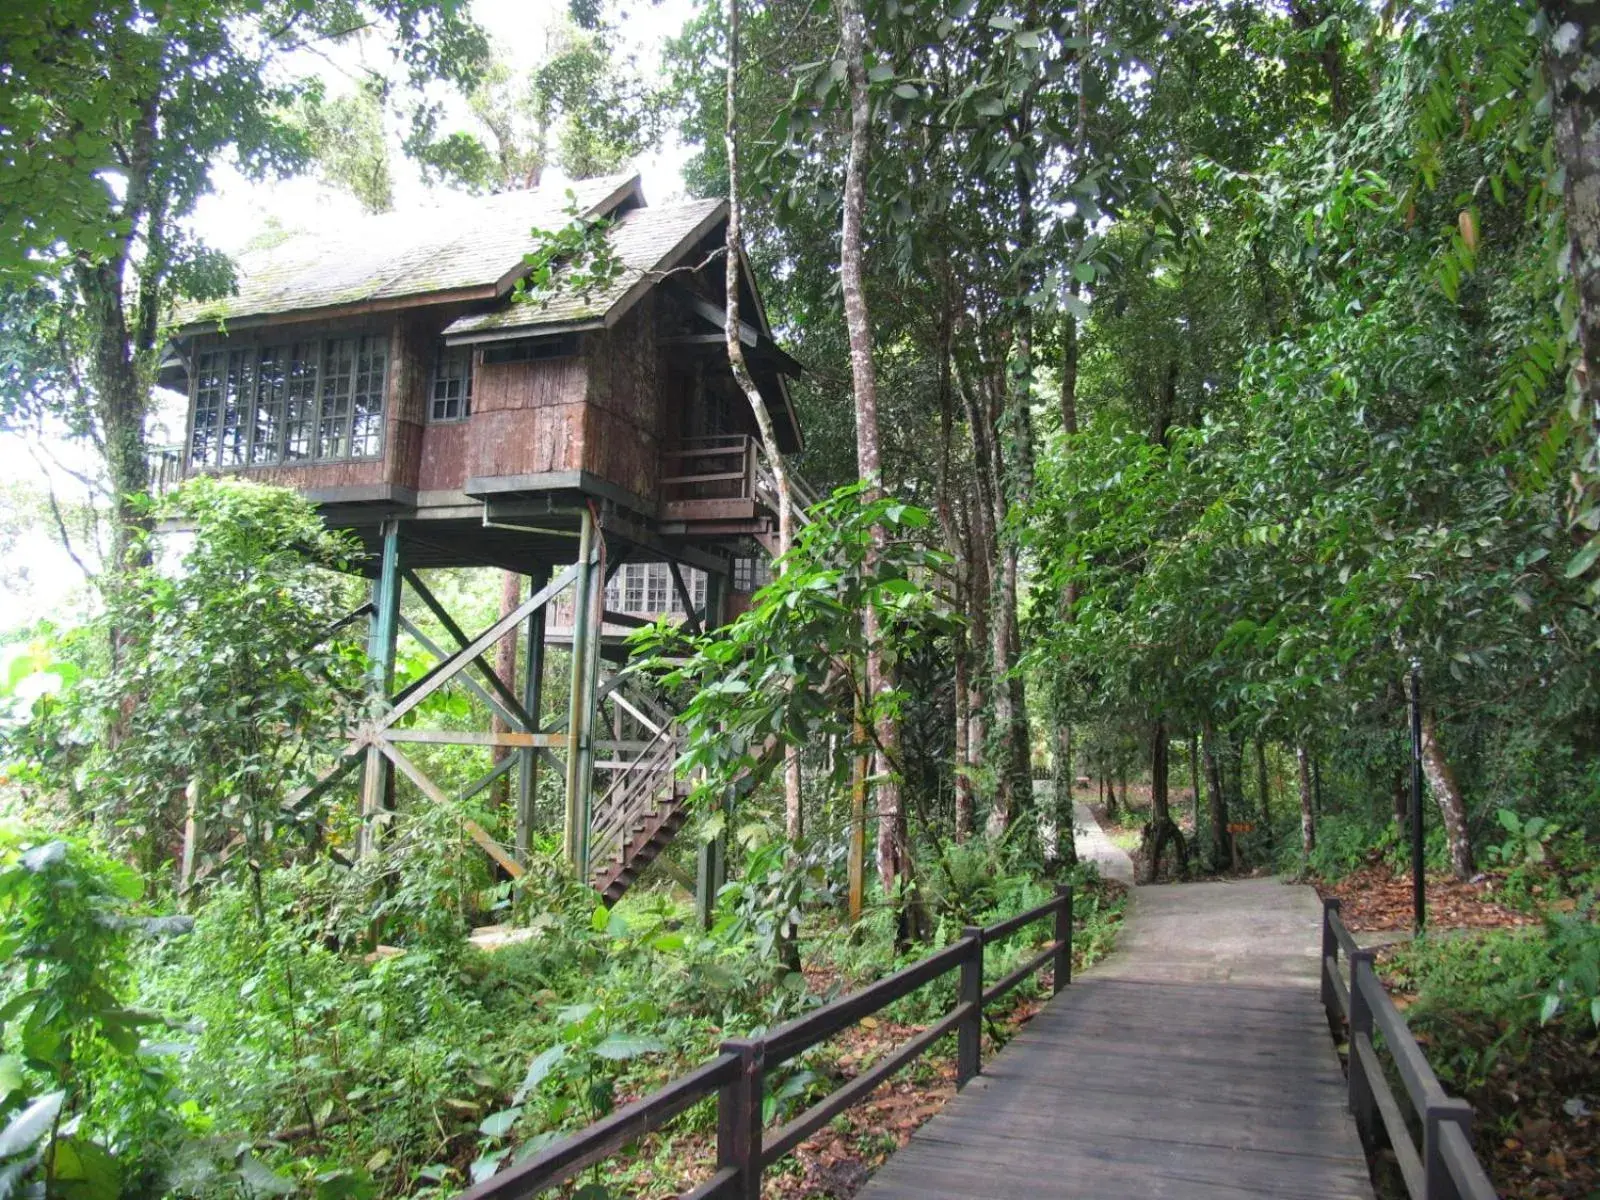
left=857, top=878, right=1372, bottom=1199
left=1070, top=797, right=1135, bottom=884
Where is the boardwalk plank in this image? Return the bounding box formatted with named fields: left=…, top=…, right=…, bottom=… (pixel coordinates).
left=854, top=877, right=1374, bottom=1200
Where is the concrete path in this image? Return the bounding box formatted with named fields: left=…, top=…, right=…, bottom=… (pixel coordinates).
left=1070, top=797, right=1136, bottom=885
left=857, top=876, right=1372, bottom=1199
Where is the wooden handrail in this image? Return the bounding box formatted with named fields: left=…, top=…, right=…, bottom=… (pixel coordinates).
left=465, top=886, right=1075, bottom=1199
left=1319, top=899, right=1498, bottom=1200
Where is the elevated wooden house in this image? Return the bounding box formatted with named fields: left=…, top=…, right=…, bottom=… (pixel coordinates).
left=164, top=173, right=803, bottom=907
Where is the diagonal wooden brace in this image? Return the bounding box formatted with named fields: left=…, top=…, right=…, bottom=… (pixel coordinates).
left=401, top=568, right=540, bottom=730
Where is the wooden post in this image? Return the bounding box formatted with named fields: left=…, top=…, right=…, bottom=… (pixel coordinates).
left=1424, top=1096, right=1473, bottom=1200
left=563, top=510, right=600, bottom=874
left=1347, top=949, right=1377, bottom=1142
left=1320, top=897, right=1341, bottom=1019
left=517, top=563, right=550, bottom=864
left=848, top=711, right=868, bottom=921
left=957, top=926, right=983, bottom=1088
left=717, top=1037, right=764, bottom=1200
left=360, top=519, right=402, bottom=858
left=1053, top=885, right=1073, bottom=994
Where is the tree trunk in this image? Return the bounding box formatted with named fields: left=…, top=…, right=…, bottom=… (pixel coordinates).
left=1254, top=739, right=1274, bottom=848
left=1392, top=767, right=1408, bottom=829
left=1203, top=723, right=1228, bottom=871
left=490, top=570, right=521, bottom=806
left=839, top=0, right=906, bottom=899
left=1296, top=744, right=1315, bottom=861
left=1543, top=3, right=1600, bottom=477
left=1189, top=733, right=1202, bottom=834
left=953, top=647, right=972, bottom=843
left=1420, top=710, right=1475, bottom=879
left=726, top=0, right=801, bottom=845
left=1052, top=711, right=1076, bottom=866
left=1150, top=725, right=1169, bottom=824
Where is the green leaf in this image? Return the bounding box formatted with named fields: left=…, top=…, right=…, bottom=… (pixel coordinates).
left=590, top=1034, right=666, bottom=1061
left=0, top=1091, right=63, bottom=1159
left=590, top=905, right=610, bottom=933
left=236, top=1153, right=296, bottom=1197
left=45, top=1136, right=121, bottom=1200
left=1540, top=992, right=1561, bottom=1025
left=513, top=1046, right=566, bottom=1103
left=477, top=1107, right=522, bottom=1139
left=0, top=1056, right=23, bottom=1104
left=1563, top=538, right=1600, bottom=578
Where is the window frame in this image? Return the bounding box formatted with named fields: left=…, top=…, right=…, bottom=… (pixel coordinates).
left=186, top=330, right=390, bottom=470
left=428, top=344, right=474, bottom=423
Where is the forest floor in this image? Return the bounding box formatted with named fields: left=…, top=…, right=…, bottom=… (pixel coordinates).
left=1318, top=864, right=1596, bottom=1200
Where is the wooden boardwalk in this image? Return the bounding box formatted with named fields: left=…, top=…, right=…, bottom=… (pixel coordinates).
left=857, top=880, right=1373, bottom=1200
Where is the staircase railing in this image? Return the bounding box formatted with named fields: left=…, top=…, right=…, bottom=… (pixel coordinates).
left=588, top=721, right=681, bottom=877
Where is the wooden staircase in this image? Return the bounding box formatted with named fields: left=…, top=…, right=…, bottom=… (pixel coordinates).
left=588, top=721, right=691, bottom=903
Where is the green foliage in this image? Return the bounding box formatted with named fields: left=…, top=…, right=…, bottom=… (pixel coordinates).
left=515, top=200, right=625, bottom=313
left=638, top=487, right=956, bottom=809
left=0, top=829, right=183, bottom=1198
left=1487, top=808, right=1561, bottom=869
left=5, top=479, right=366, bottom=888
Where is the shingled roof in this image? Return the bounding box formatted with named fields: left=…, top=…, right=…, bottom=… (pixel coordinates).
left=173, top=173, right=643, bottom=330
left=442, top=195, right=727, bottom=342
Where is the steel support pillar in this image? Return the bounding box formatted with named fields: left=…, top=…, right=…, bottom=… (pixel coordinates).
left=360, top=519, right=402, bottom=857
left=517, top=563, right=551, bottom=864
left=563, top=509, right=603, bottom=877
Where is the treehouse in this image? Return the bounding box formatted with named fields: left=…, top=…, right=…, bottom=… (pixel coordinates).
left=164, top=173, right=804, bottom=911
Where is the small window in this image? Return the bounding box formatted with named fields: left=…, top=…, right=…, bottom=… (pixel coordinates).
left=733, top=556, right=771, bottom=593
left=480, top=334, right=579, bottom=366
left=430, top=345, right=473, bottom=422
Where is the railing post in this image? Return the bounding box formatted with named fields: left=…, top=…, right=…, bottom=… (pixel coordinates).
left=1347, top=950, right=1377, bottom=1144
left=717, top=1038, right=764, bottom=1200
left=957, top=927, right=984, bottom=1088
left=1053, top=885, right=1073, bottom=994
left=1320, top=897, right=1341, bottom=1018
left=1424, top=1097, right=1473, bottom=1200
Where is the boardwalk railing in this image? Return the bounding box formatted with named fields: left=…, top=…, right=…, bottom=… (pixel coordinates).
left=1319, top=899, right=1497, bottom=1200
left=459, top=886, right=1074, bottom=1200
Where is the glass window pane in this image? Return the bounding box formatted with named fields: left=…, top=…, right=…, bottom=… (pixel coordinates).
left=190, top=351, right=223, bottom=466
left=217, top=350, right=252, bottom=466
left=252, top=345, right=286, bottom=464
left=284, top=342, right=318, bottom=461
left=350, top=335, right=386, bottom=458
left=319, top=338, right=355, bottom=459
left=430, top=345, right=472, bottom=422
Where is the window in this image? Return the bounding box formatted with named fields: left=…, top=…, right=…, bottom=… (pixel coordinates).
left=604, top=564, right=706, bottom=616
left=481, top=334, right=579, bottom=366
left=188, top=335, right=388, bottom=468
left=430, top=345, right=473, bottom=421
left=733, top=556, right=771, bottom=593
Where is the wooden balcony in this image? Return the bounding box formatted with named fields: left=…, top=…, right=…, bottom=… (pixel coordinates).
left=658, top=435, right=762, bottom=526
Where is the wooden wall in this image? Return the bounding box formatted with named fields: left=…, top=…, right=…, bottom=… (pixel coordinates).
left=465, top=353, right=588, bottom=481
left=581, top=294, right=660, bottom=503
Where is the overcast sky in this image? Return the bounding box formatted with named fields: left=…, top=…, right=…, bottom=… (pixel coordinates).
left=1, top=0, right=701, bottom=639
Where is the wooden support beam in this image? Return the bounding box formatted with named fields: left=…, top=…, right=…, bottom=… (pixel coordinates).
left=564, top=510, right=602, bottom=873
left=668, top=561, right=704, bottom=636
left=360, top=520, right=402, bottom=858
left=397, top=614, right=522, bottom=731
left=462, top=752, right=520, bottom=804
left=376, top=740, right=524, bottom=879
left=384, top=729, right=569, bottom=748
left=518, top=563, right=551, bottom=864
left=402, top=568, right=537, bottom=731
left=380, top=564, right=577, bottom=732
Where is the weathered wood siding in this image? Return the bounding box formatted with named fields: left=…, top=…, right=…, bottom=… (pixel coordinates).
left=466, top=353, right=588, bottom=480
left=582, top=295, right=659, bottom=502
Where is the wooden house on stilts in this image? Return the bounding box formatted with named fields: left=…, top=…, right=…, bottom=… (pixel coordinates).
left=163, top=174, right=804, bottom=914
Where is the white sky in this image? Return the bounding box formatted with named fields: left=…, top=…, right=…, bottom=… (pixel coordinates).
left=0, top=0, right=702, bottom=640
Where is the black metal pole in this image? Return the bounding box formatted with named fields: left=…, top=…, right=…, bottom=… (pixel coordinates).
left=1408, top=663, right=1426, bottom=933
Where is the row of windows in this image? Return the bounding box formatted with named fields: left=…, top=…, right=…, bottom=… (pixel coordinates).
left=190, top=337, right=388, bottom=467
left=603, top=563, right=708, bottom=616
